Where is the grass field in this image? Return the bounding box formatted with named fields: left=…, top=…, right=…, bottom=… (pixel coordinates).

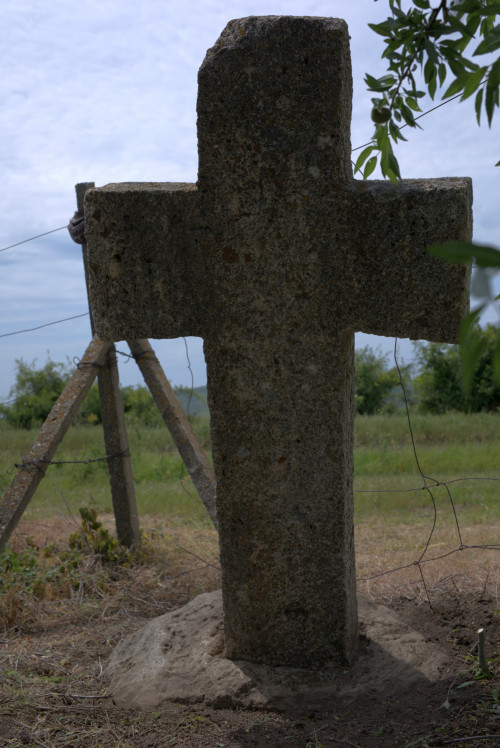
left=1, top=412, right=499, bottom=531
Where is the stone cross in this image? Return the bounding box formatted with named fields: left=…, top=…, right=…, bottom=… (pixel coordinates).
left=85, top=16, right=471, bottom=669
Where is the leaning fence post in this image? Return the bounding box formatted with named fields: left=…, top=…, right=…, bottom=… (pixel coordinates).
left=127, top=339, right=218, bottom=529
left=75, top=183, right=140, bottom=547
left=0, top=337, right=111, bottom=553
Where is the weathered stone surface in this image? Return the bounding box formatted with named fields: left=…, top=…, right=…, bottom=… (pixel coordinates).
left=104, top=590, right=450, bottom=712
left=86, top=16, right=472, bottom=669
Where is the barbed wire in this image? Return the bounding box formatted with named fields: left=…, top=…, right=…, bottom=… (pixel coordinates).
left=15, top=451, right=130, bottom=471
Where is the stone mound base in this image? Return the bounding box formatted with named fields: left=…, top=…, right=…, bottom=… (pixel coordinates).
left=104, top=590, right=449, bottom=712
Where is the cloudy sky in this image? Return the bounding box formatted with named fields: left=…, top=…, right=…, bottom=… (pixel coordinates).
left=1, top=0, right=498, bottom=401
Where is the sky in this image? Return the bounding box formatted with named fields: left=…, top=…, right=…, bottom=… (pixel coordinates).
left=1, top=0, right=499, bottom=401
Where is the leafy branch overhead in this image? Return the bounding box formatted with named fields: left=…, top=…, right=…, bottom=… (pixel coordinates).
left=357, top=0, right=500, bottom=181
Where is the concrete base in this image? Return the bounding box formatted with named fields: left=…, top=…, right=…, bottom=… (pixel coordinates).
left=105, top=590, right=449, bottom=712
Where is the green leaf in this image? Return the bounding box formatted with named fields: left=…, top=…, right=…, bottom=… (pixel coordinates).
left=376, top=123, right=389, bottom=150
left=496, top=159, right=500, bottom=165
left=428, top=240, right=500, bottom=267
left=424, top=57, right=436, bottom=85
left=488, top=56, right=500, bottom=88
left=475, top=86, right=484, bottom=124
left=365, top=73, right=396, bottom=91
left=381, top=147, right=401, bottom=182
left=472, top=243, right=500, bottom=267
left=428, top=69, right=438, bottom=99
left=354, top=145, right=375, bottom=174
left=485, top=79, right=499, bottom=126
left=364, top=156, right=378, bottom=178
left=389, top=120, right=407, bottom=142
left=443, top=74, right=468, bottom=98
left=405, top=96, right=421, bottom=111
left=424, top=37, right=440, bottom=64
left=368, top=20, right=395, bottom=38
left=438, top=62, right=447, bottom=86
left=427, top=21, right=453, bottom=37
left=479, top=4, right=500, bottom=16
left=450, top=0, right=482, bottom=11
left=462, top=67, right=487, bottom=100
left=464, top=14, right=481, bottom=39
left=474, top=24, right=500, bottom=54
left=413, top=0, right=430, bottom=8
left=447, top=14, right=475, bottom=39
left=400, top=104, right=417, bottom=126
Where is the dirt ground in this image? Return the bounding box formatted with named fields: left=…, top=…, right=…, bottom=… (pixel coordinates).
left=0, top=516, right=499, bottom=748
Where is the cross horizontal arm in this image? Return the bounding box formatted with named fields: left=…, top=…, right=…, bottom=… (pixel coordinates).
left=344, top=177, right=472, bottom=342
left=85, top=183, right=206, bottom=341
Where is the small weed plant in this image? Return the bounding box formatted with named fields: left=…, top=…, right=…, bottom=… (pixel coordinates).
left=0, top=506, right=141, bottom=629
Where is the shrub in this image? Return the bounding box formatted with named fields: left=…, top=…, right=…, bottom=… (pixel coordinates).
left=413, top=324, right=500, bottom=414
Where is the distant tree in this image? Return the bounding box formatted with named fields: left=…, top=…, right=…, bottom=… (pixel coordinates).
left=0, top=357, right=70, bottom=429
left=413, top=322, right=500, bottom=412
left=354, top=345, right=410, bottom=414
left=121, top=385, right=162, bottom=427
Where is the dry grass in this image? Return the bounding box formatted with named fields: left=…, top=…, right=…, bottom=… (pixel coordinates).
left=1, top=515, right=499, bottom=747
left=355, top=515, right=500, bottom=606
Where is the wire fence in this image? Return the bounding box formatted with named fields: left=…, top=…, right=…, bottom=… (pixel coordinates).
left=0, top=89, right=499, bottom=601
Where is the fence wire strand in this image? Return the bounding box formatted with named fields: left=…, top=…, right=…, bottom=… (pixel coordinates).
left=0, top=79, right=498, bottom=596
left=356, top=337, right=500, bottom=599
left=0, top=226, right=67, bottom=253
left=0, top=312, right=89, bottom=339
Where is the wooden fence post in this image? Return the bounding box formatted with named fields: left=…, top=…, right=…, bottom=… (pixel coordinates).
left=76, top=183, right=140, bottom=547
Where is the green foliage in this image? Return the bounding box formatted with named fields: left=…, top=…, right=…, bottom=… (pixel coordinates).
left=121, top=385, right=163, bottom=426
left=68, top=506, right=128, bottom=563
left=0, top=537, right=83, bottom=628
left=354, top=346, right=410, bottom=414
left=428, top=240, right=500, bottom=388
left=413, top=323, right=500, bottom=412
left=0, top=508, right=140, bottom=628
left=363, top=3, right=500, bottom=394
left=360, top=0, right=500, bottom=181
left=77, top=384, right=101, bottom=425
left=0, top=357, right=210, bottom=430
left=0, top=357, right=71, bottom=429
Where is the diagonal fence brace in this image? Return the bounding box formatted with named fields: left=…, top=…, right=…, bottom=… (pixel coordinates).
left=127, top=339, right=218, bottom=529
left=0, top=336, right=111, bottom=554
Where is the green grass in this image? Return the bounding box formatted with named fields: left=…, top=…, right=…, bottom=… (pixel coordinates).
left=0, top=416, right=213, bottom=525
left=0, top=412, right=499, bottom=530
left=353, top=413, right=500, bottom=526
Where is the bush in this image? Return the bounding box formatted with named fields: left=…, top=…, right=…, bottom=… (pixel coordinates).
left=0, top=357, right=210, bottom=429
left=413, top=324, right=500, bottom=414
left=0, top=357, right=71, bottom=429
left=354, top=346, right=410, bottom=415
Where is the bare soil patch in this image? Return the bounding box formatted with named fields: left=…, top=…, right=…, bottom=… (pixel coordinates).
left=0, top=516, right=499, bottom=747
